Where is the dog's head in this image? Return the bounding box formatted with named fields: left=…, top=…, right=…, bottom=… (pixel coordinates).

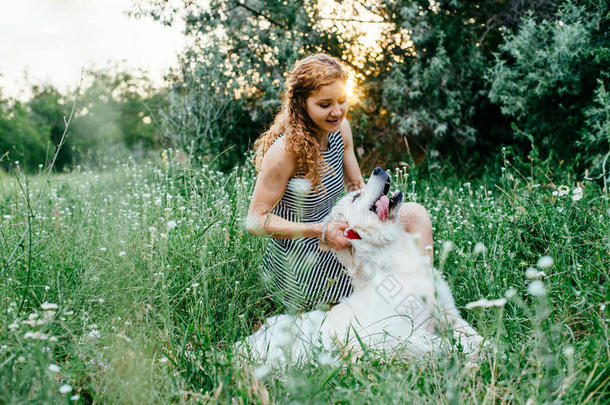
left=324, top=167, right=404, bottom=250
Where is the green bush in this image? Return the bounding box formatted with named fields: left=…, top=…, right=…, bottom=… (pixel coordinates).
left=70, top=68, right=163, bottom=163
left=0, top=99, right=52, bottom=172
left=580, top=80, right=610, bottom=175
left=157, top=49, right=261, bottom=170
left=383, top=32, right=485, bottom=145
left=487, top=1, right=609, bottom=169
left=0, top=68, right=164, bottom=172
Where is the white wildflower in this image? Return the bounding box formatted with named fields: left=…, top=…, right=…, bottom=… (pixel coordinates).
left=148, top=226, right=157, bottom=233
left=562, top=345, right=574, bottom=357
left=473, top=242, right=487, bottom=255
left=3, top=215, right=12, bottom=220
left=505, top=287, right=518, bottom=299
left=88, top=329, right=100, bottom=339
left=22, top=318, right=44, bottom=326
left=537, top=256, right=554, bottom=269
left=159, top=356, right=169, bottom=363
left=167, top=220, right=177, bottom=231
left=71, top=394, right=80, bottom=401
left=244, top=215, right=265, bottom=236
left=557, top=185, right=570, bottom=197
left=59, top=384, right=72, bottom=394
left=441, top=240, right=454, bottom=253
left=8, top=322, right=19, bottom=330
left=317, top=352, right=337, bottom=366
left=572, top=186, right=583, bottom=201
left=24, top=331, right=49, bottom=340
left=116, top=332, right=132, bottom=343
left=465, top=297, right=507, bottom=310
left=528, top=280, right=546, bottom=296
left=253, top=364, right=271, bottom=379
left=99, top=247, right=107, bottom=252
left=118, top=251, right=126, bottom=257
left=41, top=302, right=58, bottom=311
left=526, top=267, right=546, bottom=280
left=48, top=364, right=61, bottom=373
left=288, top=178, right=311, bottom=196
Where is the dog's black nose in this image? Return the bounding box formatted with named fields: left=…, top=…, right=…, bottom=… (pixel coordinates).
left=372, top=168, right=391, bottom=195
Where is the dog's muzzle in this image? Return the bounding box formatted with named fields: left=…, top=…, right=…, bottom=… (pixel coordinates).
left=369, top=167, right=403, bottom=221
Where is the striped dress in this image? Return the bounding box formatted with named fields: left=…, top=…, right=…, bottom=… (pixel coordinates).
left=261, top=130, right=353, bottom=309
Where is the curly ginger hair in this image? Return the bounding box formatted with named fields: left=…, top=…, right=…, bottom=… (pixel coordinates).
left=253, top=54, right=348, bottom=194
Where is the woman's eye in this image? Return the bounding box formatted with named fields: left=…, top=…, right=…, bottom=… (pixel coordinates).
left=319, top=104, right=330, bottom=108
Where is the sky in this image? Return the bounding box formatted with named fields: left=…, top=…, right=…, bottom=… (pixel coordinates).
left=0, top=0, right=187, bottom=99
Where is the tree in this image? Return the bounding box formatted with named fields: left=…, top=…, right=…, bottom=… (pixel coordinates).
left=136, top=0, right=607, bottom=170
left=0, top=97, right=52, bottom=172
left=0, top=67, right=164, bottom=172
left=68, top=67, right=162, bottom=163
left=28, top=85, right=72, bottom=170
left=487, top=1, right=609, bottom=170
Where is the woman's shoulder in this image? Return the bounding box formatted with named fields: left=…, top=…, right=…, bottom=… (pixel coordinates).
left=261, top=135, right=297, bottom=175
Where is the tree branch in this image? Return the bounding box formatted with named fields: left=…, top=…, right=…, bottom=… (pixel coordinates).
left=233, top=1, right=287, bottom=30
left=319, top=16, right=386, bottom=24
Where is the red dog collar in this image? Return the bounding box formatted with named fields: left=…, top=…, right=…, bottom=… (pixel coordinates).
left=345, top=228, right=361, bottom=240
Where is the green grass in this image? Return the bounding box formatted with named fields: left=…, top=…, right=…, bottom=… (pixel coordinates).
left=0, top=151, right=608, bottom=404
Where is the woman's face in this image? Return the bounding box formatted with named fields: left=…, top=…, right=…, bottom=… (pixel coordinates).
left=305, top=79, right=348, bottom=137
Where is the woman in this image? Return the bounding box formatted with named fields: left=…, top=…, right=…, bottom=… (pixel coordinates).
left=246, top=53, right=433, bottom=309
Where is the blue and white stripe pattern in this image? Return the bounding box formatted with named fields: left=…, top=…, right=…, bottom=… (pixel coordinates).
left=262, top=130, right=353, bottom=309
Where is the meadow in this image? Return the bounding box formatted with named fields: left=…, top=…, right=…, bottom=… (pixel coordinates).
left=0, top=151, right=608, bottom=404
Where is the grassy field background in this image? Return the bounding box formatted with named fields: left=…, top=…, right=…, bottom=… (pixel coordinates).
left=0, top=151, right=608, bottom=403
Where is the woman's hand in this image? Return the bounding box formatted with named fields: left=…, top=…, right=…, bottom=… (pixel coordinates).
left=319, top=220, right=351, bottom=251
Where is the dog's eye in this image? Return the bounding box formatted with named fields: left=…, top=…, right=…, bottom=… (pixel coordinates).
left=352, top=192, right=361, bottom=202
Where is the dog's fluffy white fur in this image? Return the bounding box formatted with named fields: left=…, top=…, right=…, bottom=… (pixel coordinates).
left=236, top=169, right=484, bottom=366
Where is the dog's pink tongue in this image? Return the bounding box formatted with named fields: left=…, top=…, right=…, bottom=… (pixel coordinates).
left=375, top=195, right=389, bottom=221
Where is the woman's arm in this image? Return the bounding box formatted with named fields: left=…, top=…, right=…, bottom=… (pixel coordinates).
left=340, top=119, right=365, bottom=191
left=246, top=138, right=351, bottom=249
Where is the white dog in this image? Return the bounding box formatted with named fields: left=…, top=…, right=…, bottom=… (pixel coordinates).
left=236, top=168, right=484, bottom=366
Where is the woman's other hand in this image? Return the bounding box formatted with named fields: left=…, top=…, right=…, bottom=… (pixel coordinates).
left=319, top=220, right=351, bottom=251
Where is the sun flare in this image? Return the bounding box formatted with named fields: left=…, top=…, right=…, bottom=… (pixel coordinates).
left=346, top=75, right=358, bottom=102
